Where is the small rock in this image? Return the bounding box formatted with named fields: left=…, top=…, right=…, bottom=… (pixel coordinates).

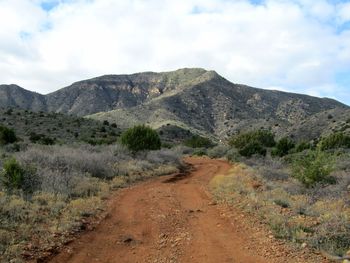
left=209, top=201, right=217, bottom=206
left=268, top=235, right=274, bottom=239
left=123, top=236, right=134, bottom=244
left=159, top=233, right=167, bottom=238
left=174, top=237, right=182, bottom=243
left=301, top=242, right=307, bottom=248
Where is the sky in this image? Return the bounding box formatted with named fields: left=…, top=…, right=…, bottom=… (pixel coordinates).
left=0, top=0, right=350, bottom=105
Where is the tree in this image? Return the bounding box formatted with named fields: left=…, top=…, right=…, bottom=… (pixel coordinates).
left=121, top=125, right=161, bottom=152
left=0, top=125, right=17, bottom=145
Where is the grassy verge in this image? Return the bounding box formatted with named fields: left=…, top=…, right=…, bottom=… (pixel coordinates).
left=210, top=157, right=350, bottom=257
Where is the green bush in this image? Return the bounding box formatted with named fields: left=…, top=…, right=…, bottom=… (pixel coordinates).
left=192, top=149, right=207, bottom=156
left=184, top=135, right=213, bottom=148
left=121, top=125, right=161, bottom=152
left=29, top=132, right=55, bottom=145
left=318, top=132, right=350, bottom=151
left=238, top=141, right=267, bottom=157
left=294, top=141, right=311, bottom=152
left=229, top=130, right=274, bottom=158
left=272, top=137, right=295, bottom=157
left=0, top=125, right=17, bottom=145
left=291, top=150, right=335, bottom=188
left=229, top=130, right=275, bottom=148
left=0, top=158, right=25, bottom=192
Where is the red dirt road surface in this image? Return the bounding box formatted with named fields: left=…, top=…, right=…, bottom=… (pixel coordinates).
left=48, top=157, right=327, bottom=263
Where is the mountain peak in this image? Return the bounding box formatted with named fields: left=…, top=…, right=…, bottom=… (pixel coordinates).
left=0, top=68, right=348, bottom=141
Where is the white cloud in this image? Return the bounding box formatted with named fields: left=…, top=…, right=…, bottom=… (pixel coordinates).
left=0, top=0, right=349, bottom=105
left=337, top=1, right=350, bottom=23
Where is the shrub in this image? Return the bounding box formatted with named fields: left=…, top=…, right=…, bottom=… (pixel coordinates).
left=272, top=137, right=295, bottom=157
left=229, top=130, right=275, bottom=149
left=207, top=145, right=230, bottom=158
left=239, top=141, right=266, bottom=157
left=121, top=125, right=161, bottom=152
left=146, top=149, right=183, bottom=166
left=318, top=132, right=350, bottom=151
left=295, top=141, right=311, bottom=152
left=192, top=149, right=207, bottom=156
left=16, top=144, right=120, bottom=181
left=0, top=158, right=24, bottom=192
left=184, top=135, right=213, bottom=148
left=29, top=132, right=55, bottom=145
left=291, top=150, right=335, bottom=188
left=0, top=125, right=17, bottom=145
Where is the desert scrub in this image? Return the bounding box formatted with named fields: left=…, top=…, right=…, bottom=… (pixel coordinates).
left=0, top=143, right=184, bottom=262
left=238, top=141, right=267, bottom=157
left=229, top=129, right=275, bottom=158
left=291, top=150, right=335, bottom=187
left=210, top=159, right=350, bottom=256
left=0, top=125, right=17, bottom=145
left=184, top=135, right=214, bottom=148
left=229, top=129, right=276, bottom=149
left=121, top=125, right=161, bottom=152
left=0, top=189, right=107, bottom=262
left=207, top=145, right=230, bottom=158
left=318, top=132, right=350, bottom=151
left=271, top=137, right=295, bottom=157
left=0, top=108, right=121, bottom=145
left=0, top=158, right=25, bottom=192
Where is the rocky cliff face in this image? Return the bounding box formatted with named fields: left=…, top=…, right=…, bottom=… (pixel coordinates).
left=87, top=70, right=348, bottom=140
left=0, top=68, right=348, bottom=140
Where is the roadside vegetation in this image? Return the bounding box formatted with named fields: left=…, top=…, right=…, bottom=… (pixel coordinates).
left=1, top=106, right=349, bottom=261
left=207, top=129, right=350, bottom=257
left=0, top=117, right=187, bottom=262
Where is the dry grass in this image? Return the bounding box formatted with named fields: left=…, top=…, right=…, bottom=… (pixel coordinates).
left=210, top=159, right=350, bottom=256
left=0, top=143, right=184, bottom=262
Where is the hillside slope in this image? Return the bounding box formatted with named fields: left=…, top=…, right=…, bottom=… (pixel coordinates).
left=0, top=68, right=348, bottom=141
left=0, top=84, right=46, bottom=111
left=0, top=108, right=121, bottom=145
left=87, top=69, right=348, bottom=140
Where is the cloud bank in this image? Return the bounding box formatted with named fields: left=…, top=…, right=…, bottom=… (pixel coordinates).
left=0, top=0, right=349, bottom=104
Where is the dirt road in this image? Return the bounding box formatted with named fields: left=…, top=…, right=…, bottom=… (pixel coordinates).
left=48, top=157, right=326, bottom=263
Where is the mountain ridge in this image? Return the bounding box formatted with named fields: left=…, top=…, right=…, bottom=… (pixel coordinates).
left=1, top=68, right=349, bottom=141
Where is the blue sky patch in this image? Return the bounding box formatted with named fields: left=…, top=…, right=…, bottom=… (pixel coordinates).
left=40, top=1, right=60, bottom=11
left=335, top=71, right=350, bottom=87
left=19, top=31, right=31, bottom=40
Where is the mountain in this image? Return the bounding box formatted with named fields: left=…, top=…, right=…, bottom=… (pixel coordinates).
left=286, top=107, right=350, bottom=141
left=0, top=68, right=349, bottom=141
left=45, top=68, right=214, bottom=116
left=86, top=69, right=349, bottom=140
left=0, top=84, right=46, bottom=111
